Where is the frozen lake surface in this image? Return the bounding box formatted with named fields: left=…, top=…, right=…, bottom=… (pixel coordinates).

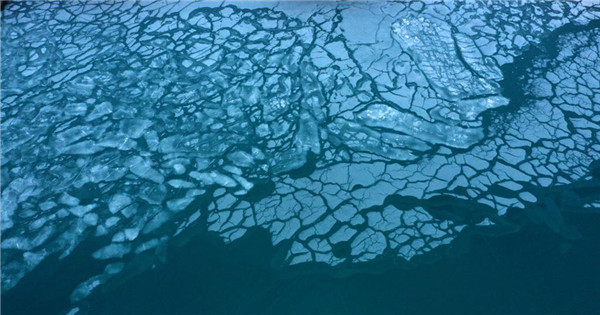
left=2, top=1, right=600, bottom=313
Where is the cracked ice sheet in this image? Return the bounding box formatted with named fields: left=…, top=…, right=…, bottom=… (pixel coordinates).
left=2, top=0, right=600, bottom=306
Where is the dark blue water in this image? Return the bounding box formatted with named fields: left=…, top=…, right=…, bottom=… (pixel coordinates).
left=4, top=207, right=600, bottom=314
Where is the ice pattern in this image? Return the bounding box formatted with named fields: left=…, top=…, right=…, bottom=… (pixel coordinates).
left=2, top=0, right=600, bottom=305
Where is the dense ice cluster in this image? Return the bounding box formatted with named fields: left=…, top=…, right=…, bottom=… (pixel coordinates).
left=1, top=0, right=599, bottom=304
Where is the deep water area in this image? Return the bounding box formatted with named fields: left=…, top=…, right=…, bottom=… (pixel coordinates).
left=2, top=1, right=600, bottom=314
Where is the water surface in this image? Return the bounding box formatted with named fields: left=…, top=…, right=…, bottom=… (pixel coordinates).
left=2, top=1, right=600, bottom=313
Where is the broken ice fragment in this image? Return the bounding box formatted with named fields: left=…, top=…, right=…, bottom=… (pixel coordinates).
left=108, top=194, right=133, bottom=214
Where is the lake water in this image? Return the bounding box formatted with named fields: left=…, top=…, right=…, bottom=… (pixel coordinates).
left=2, top=1, right=600, bottom=314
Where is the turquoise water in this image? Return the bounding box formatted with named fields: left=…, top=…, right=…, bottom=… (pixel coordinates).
left=2, top=1, right=600, bottom=314
left=4, top=209, right=600, bottom=314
